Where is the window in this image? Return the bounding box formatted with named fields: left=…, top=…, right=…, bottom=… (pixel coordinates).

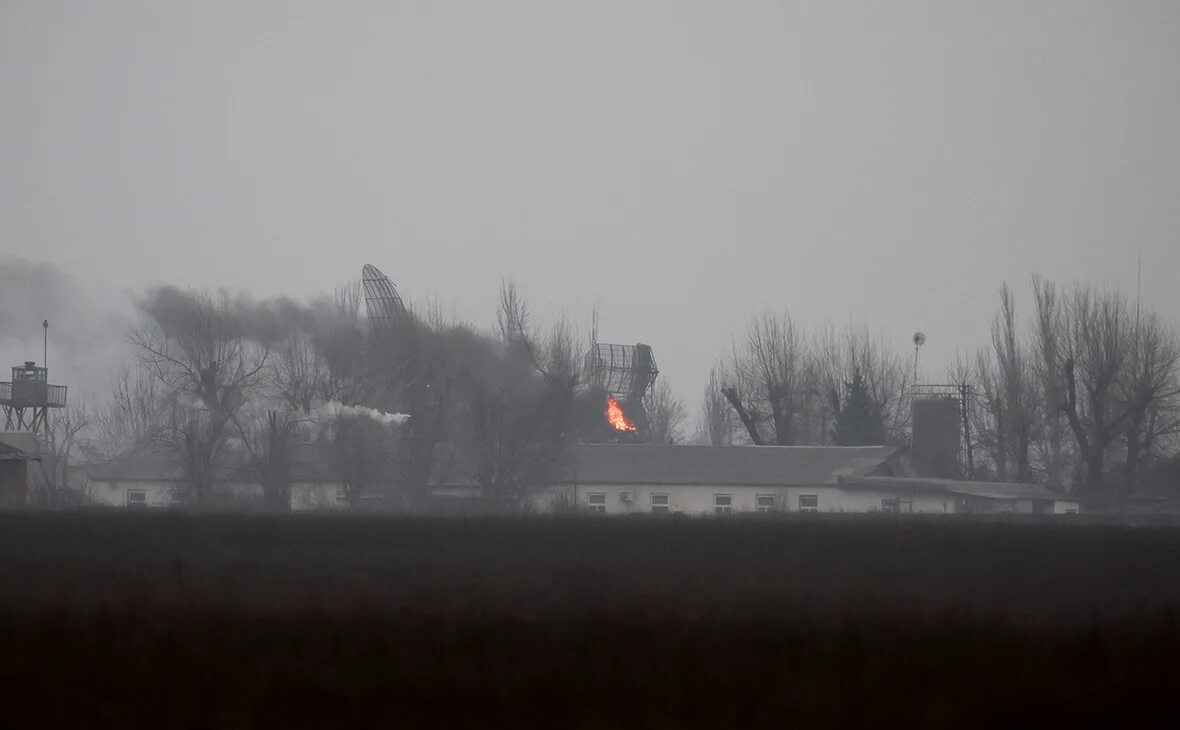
left=650, top=494, right=670, bottom=514
left=336, top=487, right=348, bottom=503
left=126, top=489, right=147, bottom=508
left=714, top=494, right=732, bottom=515
left=169, top=488, right=186, bottom=505
left=587, top=493, right=607, bottom=513
left=798, top=494, right=818, bottom=513
left=756, top=494, right=777, bottom=513
left=881, top=497, right=899, bottom=514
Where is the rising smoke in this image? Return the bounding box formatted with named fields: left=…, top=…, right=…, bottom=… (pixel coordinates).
left=136, top=286, right=326, bottom=345
left=0, top=256, right=131, bottom=398
left=314, top=401, right=411, bottom=427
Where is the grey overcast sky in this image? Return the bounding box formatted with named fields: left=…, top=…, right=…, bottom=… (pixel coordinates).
left=2, top=1, right=1178, bottom=409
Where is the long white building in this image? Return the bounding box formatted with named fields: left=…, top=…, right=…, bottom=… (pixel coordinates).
left=536, top=444, right=1080, bottom=516
left=80, top=439, right=1081, bottom=515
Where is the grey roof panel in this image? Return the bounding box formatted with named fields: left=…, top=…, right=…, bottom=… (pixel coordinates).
left=572, top=444, right=898, bottom=487
left=837, top=475, right=1071, bottom=501
left=0, top=432, right=41, bottom=458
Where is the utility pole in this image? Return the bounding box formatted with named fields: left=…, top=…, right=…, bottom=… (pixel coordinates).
left=42, top=319, right=50, bottom=443
left=1135, top=250, right=1142, bottom=341
left=959, top=382, right=974, bottom=480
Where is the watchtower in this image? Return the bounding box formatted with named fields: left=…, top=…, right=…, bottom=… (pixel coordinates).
left=0, top=361, right=67, bottom=439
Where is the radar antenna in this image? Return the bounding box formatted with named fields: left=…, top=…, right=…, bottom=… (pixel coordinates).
left=583, top=343, right=659, bottom=403
left=361, top=264, right=407, bottom=331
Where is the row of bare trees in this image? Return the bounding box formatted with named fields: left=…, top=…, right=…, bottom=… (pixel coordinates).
left=703, top=315, right=912, bottom=448
left=958, top=278, right=1180, bottom=497
left=57, top=280, right=597, bottom=511
left=48, top=272, right=1176, bottom=505
left=705, top=277, right=1180, bottom=498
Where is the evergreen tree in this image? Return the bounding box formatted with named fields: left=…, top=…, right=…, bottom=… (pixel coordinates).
left=830, top=373, right=887, bottom=446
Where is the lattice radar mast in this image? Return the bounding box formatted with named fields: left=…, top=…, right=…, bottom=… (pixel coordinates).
left=583, top=343, right=659, bottom=403
left=361, top=264, right=407, bottom=331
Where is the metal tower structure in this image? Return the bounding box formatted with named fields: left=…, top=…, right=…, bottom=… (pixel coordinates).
left=910, top=383, right=973, bottom=479
left=1, top=361, right=67, bottom=440
left=361, top=264, right=407, bottom=331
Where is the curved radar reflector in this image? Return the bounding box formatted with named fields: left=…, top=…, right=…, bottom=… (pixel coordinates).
left=583, top=343, right=659, bottom=402
left=362, top=264, right=407, bottom=330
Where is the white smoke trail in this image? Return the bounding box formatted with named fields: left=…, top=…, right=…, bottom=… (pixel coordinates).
left=315, top=400, right=411, bottom=426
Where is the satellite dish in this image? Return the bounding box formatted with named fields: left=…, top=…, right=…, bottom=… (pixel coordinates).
left=913, top=332, right=926, bottom=347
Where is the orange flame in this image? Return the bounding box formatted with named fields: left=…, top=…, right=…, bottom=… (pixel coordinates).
left=606, top=397, right=637, bottom=432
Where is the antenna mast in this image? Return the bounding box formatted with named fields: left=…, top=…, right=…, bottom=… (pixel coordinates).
left=1136, top=250, right=1142, bottom=339
left=912, top=332, right=926, bottom=383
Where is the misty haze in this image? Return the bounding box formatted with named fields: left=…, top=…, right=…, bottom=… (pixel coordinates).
left=1, top=1, right=1179, bottom=727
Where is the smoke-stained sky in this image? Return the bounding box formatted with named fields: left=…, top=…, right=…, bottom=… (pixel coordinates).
left=2, top=1, right=1178, bottom=413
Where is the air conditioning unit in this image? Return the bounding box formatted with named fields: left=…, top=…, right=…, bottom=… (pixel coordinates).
left=620, top=491, right=634, bottom=504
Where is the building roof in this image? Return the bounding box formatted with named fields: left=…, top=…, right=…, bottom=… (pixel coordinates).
left=86, top=441, right=187, bottom=482
left=0, top=440, right=31, bottom=461
left=85, top=439, right=473, bottom=487
left=837, top=475, right=1076, bottom=502
left=85, top=440, right=344, bottom=483
left=0, top=432, right=41, bottom=459
left=571, top=444, right=899, bottom=487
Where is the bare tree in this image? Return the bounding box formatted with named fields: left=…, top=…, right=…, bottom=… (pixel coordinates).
left=1117, top=311, right=1180, bottom=494
left=457, top=350, right=574, bottom=506
left=724, top=311, right=806, bottom=445
left=331, top=283, right=581, bottom=513
left=814, top=323, right=910, bottom=446
left=698, top=365, right=734, bottom=446
left=968, top=349, right=1006, bottom=479
left=271, top=330, right=332, bottom=415
left=979, top=283, right=1037, bottom=482
left=647, top=379, right=687, bottom=445
left=88, top=363, right=168, bottom=461
left=36, top=404, right=90, bottom=506
left=313, top=282, right=365, bottom=402
left=130, top=290, right=269, bottom=504
left=234, top=408, right=301, bottom=510
left=453, top=282, right=579, bottom=506
left=371, top=313, right=453, bottom=509
left=1056, top=285, right=1132, bottom=496
left=1030, top=276, right=1070, bottom=488
left=796, top=359, right=831, bottom=445
left=496, top=280, right=586, bottom=384
left=329, top=414, right=392, bottom=507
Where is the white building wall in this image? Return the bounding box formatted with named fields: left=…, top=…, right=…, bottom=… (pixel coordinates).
left=89, top=478, right=353, bottom=510
left=87, top=479, right=266, bottom=508
left=536, top=484, right=955, bottom=515
left=86, top=479, right=180, bottom=508
left=209, top=481, right=264, bottom=506
left=816, top=488, right=952, bottom=514
left=290, top=482, right=348, bottom=511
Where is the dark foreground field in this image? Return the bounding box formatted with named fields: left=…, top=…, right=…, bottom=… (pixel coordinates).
left=2, top=513, right=1180, bottom=728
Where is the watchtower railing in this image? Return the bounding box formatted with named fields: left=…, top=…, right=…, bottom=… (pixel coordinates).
left=0, top=381, right=67, bottom=408
left=46, top=384, right=68, bottom=407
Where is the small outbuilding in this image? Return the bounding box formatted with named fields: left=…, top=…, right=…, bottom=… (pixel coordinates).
left=0, top=439, right=35, bottom=508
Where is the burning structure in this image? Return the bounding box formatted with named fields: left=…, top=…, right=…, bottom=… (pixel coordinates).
left=578, top=343, right=658, bottom=443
